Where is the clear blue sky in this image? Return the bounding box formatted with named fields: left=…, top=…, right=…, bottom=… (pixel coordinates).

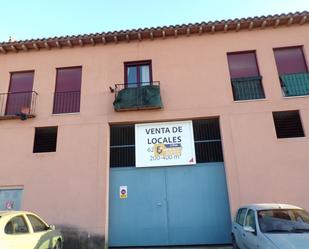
left=1, top=0, right=308, bottom=42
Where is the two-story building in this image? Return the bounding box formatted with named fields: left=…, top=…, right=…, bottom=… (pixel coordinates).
left=0, top=11, right=309, bottom=249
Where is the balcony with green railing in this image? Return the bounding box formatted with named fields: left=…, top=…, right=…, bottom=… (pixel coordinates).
left=113, top=81, right=163, bottom=111
left=231, top=76, right=265, bottom=101
left=280, top=72, right=309, bottom=97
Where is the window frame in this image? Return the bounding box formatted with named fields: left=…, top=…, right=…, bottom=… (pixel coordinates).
left=235, top=209, right=242, bottom=223
left=54, top=66, right=83, bottom=92
left=236, top=208, right=248, bottom=226
left=244, top=209, right=257, bottom=231
left=33, top=126, right=58, bottom=153
left=193, top=118, right=224, bottom=163
left=227, top=51, right=265, bottom=101
left=6, top=70, right=35, bottom=116
left=272, top=110, right=305, bottom=139
left=53, top=66, right=82, bottom=114
left=273, top=46, right=309, bottom=98
left=124, top=60, right=153, bottom=86
left=7, top=70, right=35, bottom=92
left=26, top=214, right=49, bottom=233
left=110, top=124, right=135, bottom=168
left=273, top=46, right=308, bottom=75
left=227, top=50, right=261, bottom=79
left=5, top=215, right=30, bottom=235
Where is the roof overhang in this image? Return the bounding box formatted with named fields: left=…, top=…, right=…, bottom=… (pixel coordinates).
left=0, top=11, right=308, bottom=55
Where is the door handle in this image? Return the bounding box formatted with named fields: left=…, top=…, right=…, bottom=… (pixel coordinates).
left=156, top=202, right=162, bottom=206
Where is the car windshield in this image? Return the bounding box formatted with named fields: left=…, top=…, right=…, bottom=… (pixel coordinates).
left=258, top=209, right=309, bottom=233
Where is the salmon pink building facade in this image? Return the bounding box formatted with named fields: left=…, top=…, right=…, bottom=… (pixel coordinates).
left=0, top=11, right=309, bottom=248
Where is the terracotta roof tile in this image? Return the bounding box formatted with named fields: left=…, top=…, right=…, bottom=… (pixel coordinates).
left=0, top=11, right=308, bottom=54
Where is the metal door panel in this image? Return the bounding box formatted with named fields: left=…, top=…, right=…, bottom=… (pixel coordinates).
left=109, top=163, right=231, bottom=246
left=109, top=167, right=169, bottom=247
left=165, top=163, right=232, bottom=245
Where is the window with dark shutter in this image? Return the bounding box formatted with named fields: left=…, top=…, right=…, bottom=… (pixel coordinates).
left=227, top=51, right=265, bottom=101
left=274, top=46, right=308, bottom=75
left=273, top=111, right=305, bottom=139
left=6, top=71, right=34, bottom=116
left=33, top=127, right=58, bottom=153
left=273, top=47, right=309, bottom=97
left=53, top=67, right=82, bottom=114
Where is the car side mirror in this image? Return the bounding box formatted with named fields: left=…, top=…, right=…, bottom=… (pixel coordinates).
left=49, top=224, right=56, bottom=230
left=244, top=226, right=255, bottom=233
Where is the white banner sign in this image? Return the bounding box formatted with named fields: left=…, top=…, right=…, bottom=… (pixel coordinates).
left=135, top=120, right=196, bottom=167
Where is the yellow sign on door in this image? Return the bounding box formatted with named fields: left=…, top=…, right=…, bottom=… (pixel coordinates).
left=120, top=186, right=127, bottom=199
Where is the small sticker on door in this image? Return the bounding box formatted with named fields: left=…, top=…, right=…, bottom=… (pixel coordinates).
left=120, top=186, right=127, bottom=199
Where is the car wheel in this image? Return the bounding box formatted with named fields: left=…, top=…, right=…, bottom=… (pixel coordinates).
left=232, top=235, right=239, bottom=249
left=53, top=240, right=62, bottom=249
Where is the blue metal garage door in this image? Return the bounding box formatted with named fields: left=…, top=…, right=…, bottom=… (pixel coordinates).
left=109, top=163, right=231, bottom=247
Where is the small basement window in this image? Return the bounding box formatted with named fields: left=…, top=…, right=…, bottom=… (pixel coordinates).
left=273, top=111, right=305, bottom=139
left=33, top=127, right=58, bottom=153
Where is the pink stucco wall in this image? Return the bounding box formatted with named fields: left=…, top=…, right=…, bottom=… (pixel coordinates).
left=0, top=23, right=309, bottom=241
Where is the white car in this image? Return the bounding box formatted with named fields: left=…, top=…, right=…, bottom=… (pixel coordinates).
left=0, top=211, right=63, bottom=249
left=232, top=204, right=309, bottom=249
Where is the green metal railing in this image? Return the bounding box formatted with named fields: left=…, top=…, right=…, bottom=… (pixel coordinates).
left=113, top=81, right=163, bottom=111
left=231, top=76, right=265, bottom=101
left=280, top=72, right=309, bottom=97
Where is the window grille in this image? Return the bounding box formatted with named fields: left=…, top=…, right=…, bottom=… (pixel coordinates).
left=193, top=119, right=224, bottom=163
left=110, top=125, right=135, bottom=168
left=273, top=111, right=305, bottom=138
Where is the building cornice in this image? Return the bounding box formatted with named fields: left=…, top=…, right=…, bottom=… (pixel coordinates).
left=0, top=11, right=308, bottom=55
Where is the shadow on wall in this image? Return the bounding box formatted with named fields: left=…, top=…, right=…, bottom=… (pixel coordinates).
left=57, top=225, right=105, bottom=249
